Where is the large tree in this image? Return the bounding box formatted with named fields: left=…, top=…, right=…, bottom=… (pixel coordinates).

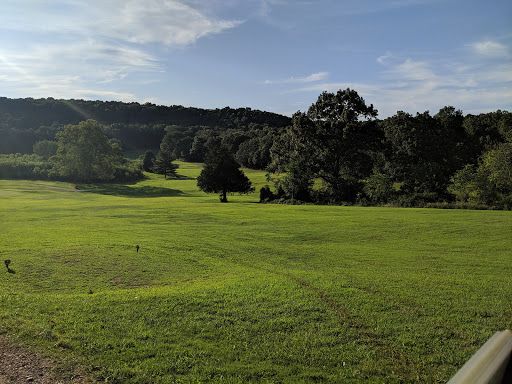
left=197, top=146, right=254, bottom=202
left=270, top=88, right=380, bottom=202
left=51, top=119, right=122, bottom=183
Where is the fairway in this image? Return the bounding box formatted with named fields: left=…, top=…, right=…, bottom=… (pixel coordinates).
left=1, top=162, right=511, bottom=383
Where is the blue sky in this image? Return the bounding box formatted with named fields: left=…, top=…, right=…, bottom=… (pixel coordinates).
left=0, top=0, right=510, bottom=118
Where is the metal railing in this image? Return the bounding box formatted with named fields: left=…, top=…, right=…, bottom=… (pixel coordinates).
left=448, top=330, right=512, bottom=384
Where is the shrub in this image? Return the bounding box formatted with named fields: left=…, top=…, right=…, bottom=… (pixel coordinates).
left=0, top=154, right=50, bottom=180
left=259, top=185, right=275, bottom=202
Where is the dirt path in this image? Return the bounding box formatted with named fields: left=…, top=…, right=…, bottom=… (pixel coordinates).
left=0, top=336, right=91, bottom=384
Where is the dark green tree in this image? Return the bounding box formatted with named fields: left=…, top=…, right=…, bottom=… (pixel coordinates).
left=50, top=119, right=122, bottom=183
left=189, top=129, right=221, bottom=162
left=362, top=172, right=396, bottom=204
left=197, top=146, right=254, bottom=202
left=381, top=109, right=464, bottom=199
left=270, top=89, right=379, bottom=202
left=152, top=151, right=178, bottom=178
left=142, top=150, right=156, bottom=172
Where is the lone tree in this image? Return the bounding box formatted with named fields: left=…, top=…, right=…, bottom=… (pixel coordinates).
left=197, top=145, right=254, bottom=202
left=50, top=119, right=122, bottom=183
left=152, top=150, right=178, bottom=178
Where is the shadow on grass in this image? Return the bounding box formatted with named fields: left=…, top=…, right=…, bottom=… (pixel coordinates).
left=173, top=174, right=196, bottom=181
left=77, top=183, right=185, bottom=198
left=7, top=268, right=15, bottom=274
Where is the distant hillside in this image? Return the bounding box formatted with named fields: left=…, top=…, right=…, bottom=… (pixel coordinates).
left=0, top=97, right=291, bottom=153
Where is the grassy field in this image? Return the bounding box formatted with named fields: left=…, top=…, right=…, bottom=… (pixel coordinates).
left=0, top=161, right=511, bottom=383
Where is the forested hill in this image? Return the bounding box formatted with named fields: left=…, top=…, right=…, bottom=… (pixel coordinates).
left=0, top=97, right=291, bottom=153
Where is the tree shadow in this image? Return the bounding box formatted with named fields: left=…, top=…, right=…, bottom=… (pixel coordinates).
left=77, top=184, right=185, bottom=198
left=7, top=268, right=15, bottom=274
left=173, top=174, right=195, bottom=180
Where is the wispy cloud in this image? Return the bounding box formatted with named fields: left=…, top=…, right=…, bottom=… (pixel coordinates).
left=265, top=72, right=329, bottom=84
left=0, top=0, right=242, bottom=99
left=377, top=52, right=392, bottom=64
left=110, top=0, right=243, bottom=46
left=2, top=0, right=242, bottom=47
left=469, top=40, right=510, bottom=58
left=287, top=40, right=512, bottom=117
left=390, top=59, right=437, bottom=82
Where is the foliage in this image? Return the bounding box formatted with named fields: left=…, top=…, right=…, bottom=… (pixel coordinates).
left=189, top=129, right=221, bottom=162
left=197, top=146, right=254, bottom=202
left=448, top=164, right=480, bottom=203
left=0, top=97, right=290, bottom=155
left=0, top=153, right=50, bottom=180
left=381, top=111, right=456, bottom=198
left=449, top=143, right=512, bottom=208
left=362, top=172, right=396, bottom=204
left=152, top=150, right=178, bottom=179
left=50, top=120, right=124, bottom=183
left=33, top=140, right=58, bottom=159
left=235, top=129, right=276, bottom=169
left=269, top=89, right=380, bottom=202
left=259, top=185, right=275, bottom=202
left=113, top=160, right=145, bottom=182
left=1, top=94, right=512, bottom=208
left=141, top=150, right=156, bottom=172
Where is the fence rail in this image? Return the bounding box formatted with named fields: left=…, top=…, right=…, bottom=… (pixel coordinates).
left=448, top=330, right=512, bottom=384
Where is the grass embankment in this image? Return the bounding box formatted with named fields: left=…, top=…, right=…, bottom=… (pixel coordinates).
left=0, top=161, right=511, bottom=383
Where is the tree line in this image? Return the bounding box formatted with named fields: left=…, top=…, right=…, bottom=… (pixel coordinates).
left=0, top=97, right=290, bottom=154
left=0, top=92, right=510, bottom=208
left=263, top=89, right=511, bottom=209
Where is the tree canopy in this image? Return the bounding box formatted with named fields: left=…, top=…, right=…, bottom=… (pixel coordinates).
left=152, top=151, right=178, bottom=179
left=50, top=120, right=123, bottom=183
left=270, top=89, right=381, bottom=202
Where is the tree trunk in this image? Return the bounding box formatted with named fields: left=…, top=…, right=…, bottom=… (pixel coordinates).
left=220, top=189, right=228, bottom=202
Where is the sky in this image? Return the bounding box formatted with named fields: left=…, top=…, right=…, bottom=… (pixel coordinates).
left=0, top=0, right=511, bottom=118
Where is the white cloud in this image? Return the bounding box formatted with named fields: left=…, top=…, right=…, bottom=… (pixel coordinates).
left=265, top=72, right=329, bottom=84
left=470, top=40, right=510, bottom=58
left=1, top=0, right=242, bottom=47
left=377, top=52, right=392, bottom=64
left=111, top=0, right=242, bottom=46
left=390, top=59, right=437, bottom=82
left=284, top=44, right=511, bottom=118
left=0, top=0, right=242, bottom=100
left=0, top=39, right=158, bottom=100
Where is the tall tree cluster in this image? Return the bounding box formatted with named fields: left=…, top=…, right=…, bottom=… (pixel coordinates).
left=264, top=89, right=511, bottom=209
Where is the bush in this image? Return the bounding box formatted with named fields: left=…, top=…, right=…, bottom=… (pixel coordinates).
left=0, top=154, right=50, bottom=180
left=259, top=185, right=275, bottom=202
left=392, top=192, right=441, bottom=208
left=113, top=161, right=145, bottom=182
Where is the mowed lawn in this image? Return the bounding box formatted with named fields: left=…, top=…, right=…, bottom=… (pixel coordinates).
left=0, top=161, right=511, bottom=383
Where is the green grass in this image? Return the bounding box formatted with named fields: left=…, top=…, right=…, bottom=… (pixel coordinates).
left=0, top=161, right=511, bottom=383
